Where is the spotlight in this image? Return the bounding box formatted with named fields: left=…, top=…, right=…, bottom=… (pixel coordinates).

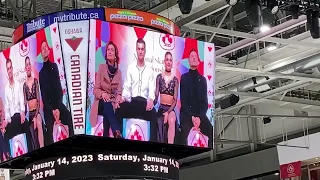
left=290, top=4, right=300, bottom=19
left=178, top=0, right=194, bottom=14
left=252, top=77, right=257, bottom=84
left=265, top=0, right=279, bottom=15
left=260, top=25, right=270, bottom=32
left=263, top=117, right=271, bottom=124
left=220, top=94, right=240, bottom=109
left=307, top=9, right=320, bottom=39
left=271, top=5, right=279, bottom=15
left=245, top=0, right=263, bottom=28
left=227, top=0, right=238, bottom=6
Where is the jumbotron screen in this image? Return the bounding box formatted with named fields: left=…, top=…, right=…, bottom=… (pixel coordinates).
left=0, top=19, right=215, bottom=162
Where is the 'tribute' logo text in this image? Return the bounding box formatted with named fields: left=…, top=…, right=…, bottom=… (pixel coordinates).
left=26, top=19, right=45, bottom=33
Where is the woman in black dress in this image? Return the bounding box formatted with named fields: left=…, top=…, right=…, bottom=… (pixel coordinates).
left=154, top=52, right=179, bottom=144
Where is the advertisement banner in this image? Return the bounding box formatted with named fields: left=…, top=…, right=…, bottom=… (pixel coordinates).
left=14, top=8, right=180, bottom=44
left=105, top=8, right=176, bottom=35
left=23, top=16, right=50, bottom=37
left=59, top=20, right=89, bottom=134
left=86, top=19, right=215, bottom=148
left=0, top=23, right=73, bottom=161
left=280, top=161, right=302, bottom=179
left=50, top=8, right=104, bottom=24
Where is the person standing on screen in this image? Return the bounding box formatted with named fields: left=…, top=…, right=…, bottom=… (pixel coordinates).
left=116, top=38, right=157, bottom=142
left=4, top=59, right=33, bottom=151
left=23, top=56, right=44, bottom=149
left=90, top=41, right=123, bottom=138
left=180, top=49, right=213, bottom=147
left=154, top=52, right=178, bottom=144
left=39, top=40, right=73, bottom=144
left=0, top=98, right=11, bottom=161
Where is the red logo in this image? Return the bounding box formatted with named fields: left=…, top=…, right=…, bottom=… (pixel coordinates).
left=208, top=104, right=212, bottom=109
left=15, top=140, right=26, bottom=157
left=19, top=39, right=29, bottom=57
left=65, top=36, right=83, bottom=51
left=55, top=42, right=60, bottom=50
left=208, top=46, right=213, bottom=52
left=208, top=60, right=213, bottom=68
left=207, top=75, right=212, bottom=81
left=159, top=33, right=175, bottom=50
left=53, top=27, right=57, bottom=33
left=127, top=124, right=146, bottom=141
left=280, top=161, right=302, bottom=179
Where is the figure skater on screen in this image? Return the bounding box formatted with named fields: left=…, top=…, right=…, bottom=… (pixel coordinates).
left=154, top=52, right=179, bottom=144
left=0, top=98, right=11, bottom=161
left=3, top=59, right=33, bottom=151
left=116, top=38, right=158, bottom=142
left=179, top=49, right=213, bottom=147
left=39, top=40, right=73, bottom=144
left=90, top=41, right=123, bottom=138
left=23, top=56, right=44, bottom=149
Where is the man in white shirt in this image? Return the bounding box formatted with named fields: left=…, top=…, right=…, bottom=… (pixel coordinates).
left=0, top=97, right=10, bottom=161
left=116, top=38, right=157, bottom=142
left=4, top=59, right=32, bottom=151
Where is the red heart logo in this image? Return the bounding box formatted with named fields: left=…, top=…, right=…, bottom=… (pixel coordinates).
left=57, top=58, right=61, bottom=64
left=208, top=47, right=212, bottom=52
left=207, top=75, right=212, bottom=81
left=53, top=27, right=57, bottom=33
left=62, top=89, right=66, bottom=94
left=208, top=104, right=212, bottom=109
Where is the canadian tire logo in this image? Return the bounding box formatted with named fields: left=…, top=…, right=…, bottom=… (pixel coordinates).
left=65, top=36, right=83, bottom=51
left=159, top=33, right=175, bottom=50
left=19, top=39, right=30, bottom=57
left=287, top=164, right=295, bottom=173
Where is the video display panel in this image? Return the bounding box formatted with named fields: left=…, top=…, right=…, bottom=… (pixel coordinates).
left=0, top=19, right=215, bottom=162
left=86, top=19, right=215, bottom=148
left=0, top=23, right=73, bottom=162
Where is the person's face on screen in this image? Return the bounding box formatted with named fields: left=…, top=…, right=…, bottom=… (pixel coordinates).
left=136, top=42, right=146, bottom=61
left=6, top=61, right=13, bottom=80
left=188, top=51, right=199, bottom=69
left=41, top=41, right=49, bottom=61
left=25, top=58, right=32, bottom=77
left=106, top=44, right=116, bottom=62
left=164, top=54, right=173, bottom=71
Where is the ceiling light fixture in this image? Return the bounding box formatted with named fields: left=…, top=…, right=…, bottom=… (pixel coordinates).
left=260, top=25, right=270, bottom=32
left=267, top=45, right=277, bottom=51
left=227, top=0, right=238, bottom=6
left=271, top=5, right=279, bottom=14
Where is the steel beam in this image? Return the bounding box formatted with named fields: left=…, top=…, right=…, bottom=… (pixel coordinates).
left=220, top=113, right=320, bottom=119
left=188, top=20, right=319, bottom=50
left=7, top=0, right=24, bottom=22
left=147, top=0, right=177, bottom=14
left=214, top=15, right=308, bottom=57
left=216, top=66, right=320, bottom=83
left=175, top=0, right=229, bottom=27
left=55, top=0, right=67, bottom=11
left=188, top=23, right=257, bottom=39
left=209, top=6, right=231, bottom=42
left=217, top=81, right=312, bottom=113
